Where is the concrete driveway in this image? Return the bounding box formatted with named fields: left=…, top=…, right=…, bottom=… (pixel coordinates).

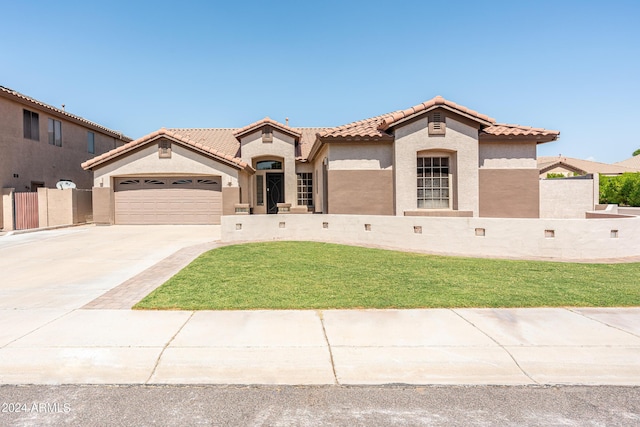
left=0, top=225, right=220, bottom=310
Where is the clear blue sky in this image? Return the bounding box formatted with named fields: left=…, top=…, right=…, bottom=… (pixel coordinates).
left=2, top=0, right=639, bottom=162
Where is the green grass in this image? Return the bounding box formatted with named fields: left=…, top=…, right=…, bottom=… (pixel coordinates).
left=133, top=241, right=640, bottom=310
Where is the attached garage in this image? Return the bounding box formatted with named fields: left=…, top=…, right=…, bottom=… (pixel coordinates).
left=114, top=176, right=222, bottom=224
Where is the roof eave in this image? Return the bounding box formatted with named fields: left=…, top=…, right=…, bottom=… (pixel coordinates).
left=480, top=133, right=560, bottom=144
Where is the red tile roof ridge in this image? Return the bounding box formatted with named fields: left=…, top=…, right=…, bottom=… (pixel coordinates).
left=377, top=96, right=496, bottom=130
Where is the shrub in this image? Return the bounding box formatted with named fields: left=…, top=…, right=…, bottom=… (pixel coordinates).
left=545, top=172, right=566, bottom=179
left=600, top=173, right=640, bottom=206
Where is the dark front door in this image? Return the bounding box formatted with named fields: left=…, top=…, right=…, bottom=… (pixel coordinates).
left=266, top=173, right=284, bottom=214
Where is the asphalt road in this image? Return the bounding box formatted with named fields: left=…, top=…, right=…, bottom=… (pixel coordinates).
left=1, top=385, right=638, bottom=426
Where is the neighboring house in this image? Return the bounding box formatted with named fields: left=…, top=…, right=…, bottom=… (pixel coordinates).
left=1, top=85, right=132, bottom=229
left=82, top=96, right=559, bottom=225
left=615, top=154, right=640, bottom=170
left=538, top=156, right=639, bottom=178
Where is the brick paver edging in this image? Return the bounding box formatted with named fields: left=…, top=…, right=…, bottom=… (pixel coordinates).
left=83, top=241, right=219, bottom=310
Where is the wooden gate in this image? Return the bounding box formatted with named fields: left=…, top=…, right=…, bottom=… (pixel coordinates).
left=14, top=192, right=39, bottom=230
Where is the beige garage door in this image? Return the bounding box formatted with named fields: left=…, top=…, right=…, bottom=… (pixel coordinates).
left=114, top=177, right=222, bottom=224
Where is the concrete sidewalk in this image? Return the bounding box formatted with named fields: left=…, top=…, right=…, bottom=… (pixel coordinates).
left=1, top=225, right=639, bottom=386
left=0, top=307, right=638, bottom=385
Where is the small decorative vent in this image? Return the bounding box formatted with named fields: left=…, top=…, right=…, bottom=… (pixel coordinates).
left=262, top=126, right=273, bottom=143
left=158, top=140, right=171, bottom=158
left=429, top=111, right=446, bottom=135
left=432, top=112, right=442, bottom=130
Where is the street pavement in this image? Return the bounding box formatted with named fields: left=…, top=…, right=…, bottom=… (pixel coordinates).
left=2, top=384, right=639, bottom=426
left=0, top=225, right=639, bottom=386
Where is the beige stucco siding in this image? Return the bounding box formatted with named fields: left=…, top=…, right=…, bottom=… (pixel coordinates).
left=539, top=176, right=598, bottom=218
left=312, top=144, right=329, bottom=213
left=0, top=96, right=121, bottom=192
left=479, top=141, right=537, bottom=169
left=328, top=143, right=393, bottom=170
left=394, top=115, right=480, bottom=216
left=92, top=143, right=240, bottom=188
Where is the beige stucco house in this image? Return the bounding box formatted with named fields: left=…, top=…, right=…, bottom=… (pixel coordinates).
left=1, top=85, right=131, bottom=230
left=539, top=155, right=640, bottom=177
left=82, top=96, right=560, bottom=225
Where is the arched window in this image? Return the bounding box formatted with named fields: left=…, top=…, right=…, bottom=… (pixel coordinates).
left=256, top=160, right=282, bottom=170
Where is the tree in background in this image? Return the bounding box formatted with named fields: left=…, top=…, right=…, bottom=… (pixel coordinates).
left=633, top=148, right=640, bottom=157
left=600, top=173, right=640, bottom=206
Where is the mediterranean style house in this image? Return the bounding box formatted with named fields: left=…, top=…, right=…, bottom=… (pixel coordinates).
left=1, top=85, right=131, bottom=229
left=82, top=96, right=560, bottom=225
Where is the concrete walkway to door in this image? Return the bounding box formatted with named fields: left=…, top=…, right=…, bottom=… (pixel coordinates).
left=0, top=225, right=639, bottom=386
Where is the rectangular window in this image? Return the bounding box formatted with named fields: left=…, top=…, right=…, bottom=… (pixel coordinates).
left=48, top=118, right=62, bottom=146
left=23, top=109, right=39, bottom=141
left=256, top=175, right=264, bottom=206
left=297, top=172, right=313, bottom=206
left=87, top=131, right=95, bottom=154
left=417, top=156, right=450, bottom=208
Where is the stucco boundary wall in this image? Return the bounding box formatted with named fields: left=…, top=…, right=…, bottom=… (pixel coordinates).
left=221, top=214, right=640, bottom=260
left=38, top=188, right=93, bottom=228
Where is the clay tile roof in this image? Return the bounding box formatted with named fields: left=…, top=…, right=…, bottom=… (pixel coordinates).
left=232, top=117, right=302, bottom=140
left=482, top=124, right=560, bottom=142
left=483, top=124, right=559, bottom=137
left=377, top=95, right=496, bottom=131
left=318, top=113, right=394, bottom=140
left=318, top=96, right=498, bottom=141
left=0, top=85, right=132, bottom=142
left=82, top=128, right=251, bottom=171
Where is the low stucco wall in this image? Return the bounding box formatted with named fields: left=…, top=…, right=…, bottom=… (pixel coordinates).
left=38, top=188, right=93, bottom=227
left=539, top=176, right=598, bottom=219
left=1, top=188, right=14, bottom=230
left=221, top=214, right=640, bottom=260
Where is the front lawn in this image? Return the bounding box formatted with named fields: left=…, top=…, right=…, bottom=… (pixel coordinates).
left=133, top=241, right=640, bottom=310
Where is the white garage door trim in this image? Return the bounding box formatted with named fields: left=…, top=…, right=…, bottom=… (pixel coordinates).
left=114, top=176, right=222, bottom=224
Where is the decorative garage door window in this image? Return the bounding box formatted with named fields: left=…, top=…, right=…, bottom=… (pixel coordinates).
left=115, top=177, right=221, bottom=191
